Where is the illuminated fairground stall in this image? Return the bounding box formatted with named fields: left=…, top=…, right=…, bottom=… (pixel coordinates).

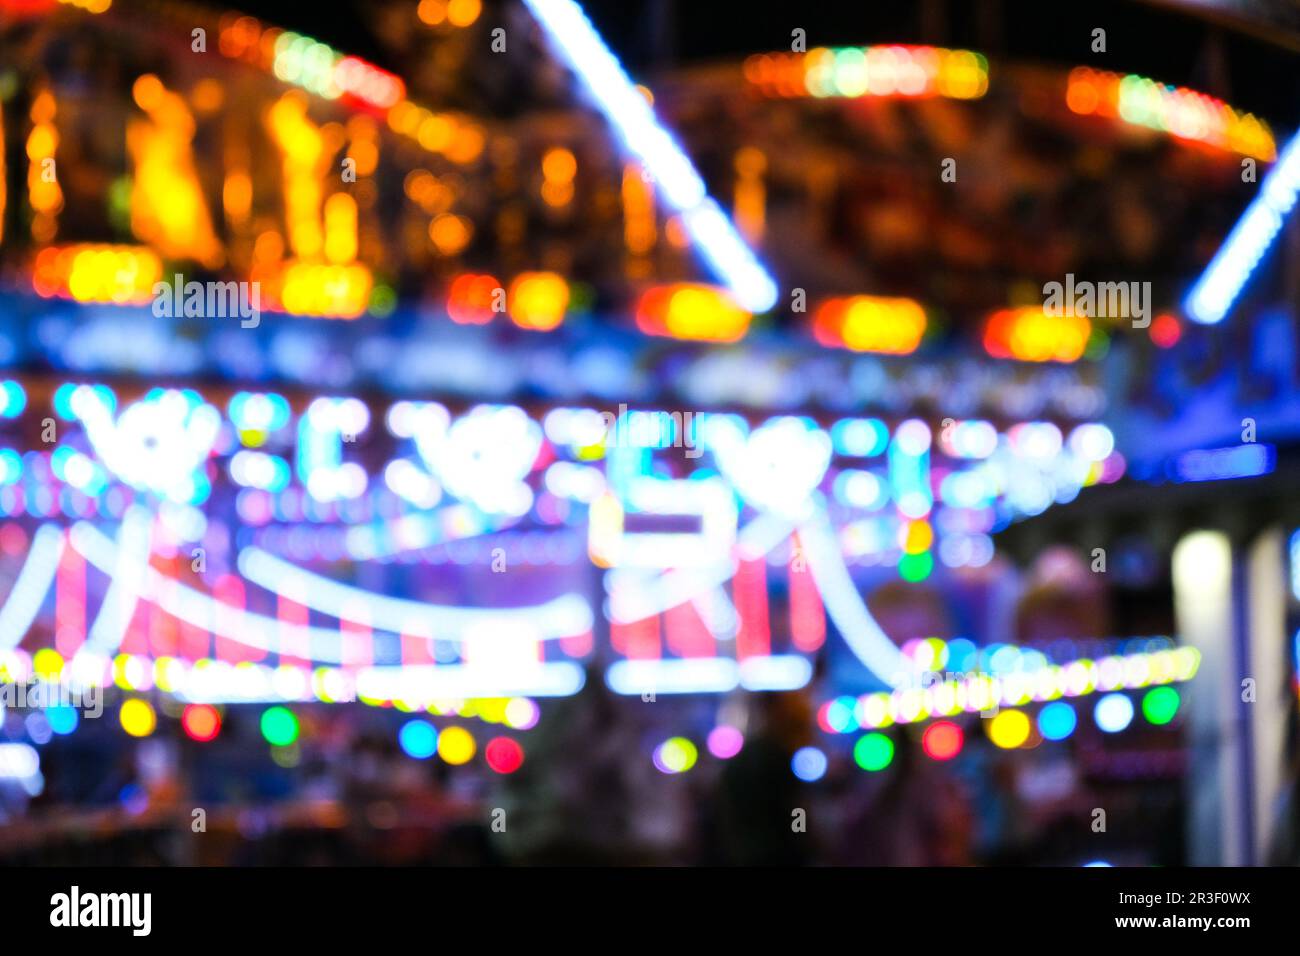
left=0, top=0, right=1296, bottom=864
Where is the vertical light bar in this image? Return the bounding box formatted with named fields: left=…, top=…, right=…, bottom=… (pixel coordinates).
left=1246, top=530, right=1289, bottom=865
left=55, top=543, right=86, bottom=658
left=0, top=525, right=64, bottom=649
left=789, top=535, right=826, bottom=652
left=733, top=555, right=770, bottom=660
left=522, top=0, right=779, bottom=312
left=1186, top=129, right=1300, bottom=324
left=1172, top=530, right=1246, bottom=865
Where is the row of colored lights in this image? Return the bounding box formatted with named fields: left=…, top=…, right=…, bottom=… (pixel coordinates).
left=857, top=686, right=1182, bottom=772
left=1066, top=68, right=1276, bottom=162
left=2, top=649, right=544, bottom=727
left=112, top=697, right=527, bottom=773
left=216, top=16, right=405, bottom=110
left=648, top=685, right=1179, bottom=782
left=744, top=46, right=990, bottom=100
left=816, top=645, right=1200, bottom=733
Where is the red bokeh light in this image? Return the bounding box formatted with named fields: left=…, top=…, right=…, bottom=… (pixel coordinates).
left=484, top=736, right=524, bottom=774
left=922, top=720, right=964, bottom=760
left=182, top=704, right=222, bottom=742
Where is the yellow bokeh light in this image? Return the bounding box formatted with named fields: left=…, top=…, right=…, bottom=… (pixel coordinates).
left=447, top=0, right=482, bottom=27
left=988, top=710, right=1031, bottom=749
left=508, top=272, right=569, bottom=331
left=120, top=699, right=157, bottom=738
left=438, top=725, right=476, bottom=764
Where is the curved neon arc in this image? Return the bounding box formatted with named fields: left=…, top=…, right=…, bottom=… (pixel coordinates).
left=237, top=546, right=592, bottom=640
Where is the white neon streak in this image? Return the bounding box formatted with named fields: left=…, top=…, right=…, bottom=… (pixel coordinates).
left=82, top=506, right=153, bottom=657
left=606, top=657, right=739, bottom=695
left=604, top=654, right=812, bottom=696
left=238, top=547, right=593, bottom=641
left=70, top=521, right=347, bottom=663
left=797, top=505, right=910, bottom=687
left=738, top=654, right=814, bottom=691
left=605, top=510, right=792, bottom=623
left=1187, top=129, right=1300, bottom=324
left=522, top=0, right=778, bottom=311
left=0, top=526, right=65, bottom=649
left=355, top=662, right=586, bottom=702
left=69, top=523, right=595, bottom=663
left=691, top=586, right=739, bottom=640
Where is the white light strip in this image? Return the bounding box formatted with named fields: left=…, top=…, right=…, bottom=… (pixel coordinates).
left=604, top=654, right=815, bottom=696
left=833, top=646, right=1202, bottom=730
left=355, top=662, right=586, bottom=702
left=1186, top=128, right=1300, bottom=324
left=82, top=505, right=152, bottom=657
left=606, top=657, right=739, bottom=695
left=0, top=526, right=64, bottom=649
left=798, top=505, right=910, bottom=687
left=738, top=654, right=814, bottom=691
left=522, top=0, right=778, bottom=312
left=237, top=547, right=593, bottom=642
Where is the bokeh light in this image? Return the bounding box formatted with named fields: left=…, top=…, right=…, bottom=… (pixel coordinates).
left=485, top=736, right=525, bottom=773
left=987, top=710, right=1031, bottom=749
left=1038, top=701, right=1078, bottom=741
left=181, top=704, right=221, bottom=742
left=854, top=732, right=894, bottom=771
left=399, top=719, right=438, bottom=759
left=922, top=720, right=963, bottom=760
left=437, top=725, right=476, bottom=765
left=1095, top=693, right=1135, bottom=733
left=119, top=698, right=156, bottom=738
left=260, top=706, right=300, bottom=746
left=791, top=746, right=828, bottom=781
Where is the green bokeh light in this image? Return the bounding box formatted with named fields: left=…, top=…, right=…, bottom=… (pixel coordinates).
left=260, top=706, right=300, bottom=746
left=1142, top=686, right=1180, bottom=725
left=854, top=732, right=895, bottom=771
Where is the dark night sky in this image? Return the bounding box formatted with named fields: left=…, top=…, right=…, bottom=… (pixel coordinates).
left=235, top=0, right=1299, bottom=127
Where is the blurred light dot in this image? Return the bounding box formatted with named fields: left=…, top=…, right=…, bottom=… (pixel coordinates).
left=1094, top=693, right=1134, bottom=733
left=260, top=706, right=299, bottom=746
left=181, top=704, right=221, bottom=742
left=854, top=732, right=894, bottom=771
left=791, top=746, right=827, bottom=781
left=485, top=736, right=524, bottom=773
left=47, top=705, right=79, bottom=735
left=922, top=720, right=963, bottom=760
left=1142, top=686, right=1180, bottom=725
left=653, top=736, right=698, bottom=774
left=503, top=697, right=540, bottom=730
left=438, top=725, right=475, bottom=764
left=120, top=699, right=156, bottom=738
left=399, top=719, right=438, bottom=759
left=706, top=725, right=743, bottom=759
left=1038, top=701, right=1077, bottom=741
left=988, top=710, right=1031, bottom=749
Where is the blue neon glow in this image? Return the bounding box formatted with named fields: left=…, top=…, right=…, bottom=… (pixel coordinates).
left=46, top=705, right=79, bottom=736
left=1038, top=701, right=1078, bottom=741
left=522, top=0, right=778, bottom=312
left=1186, top=129, right=1300, bottom=324
left=1290, top=531, right=1300, bottom=601
left=0, top=381, right=26, bottom=419
left=1170, top=443, right=1273, bottom=483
